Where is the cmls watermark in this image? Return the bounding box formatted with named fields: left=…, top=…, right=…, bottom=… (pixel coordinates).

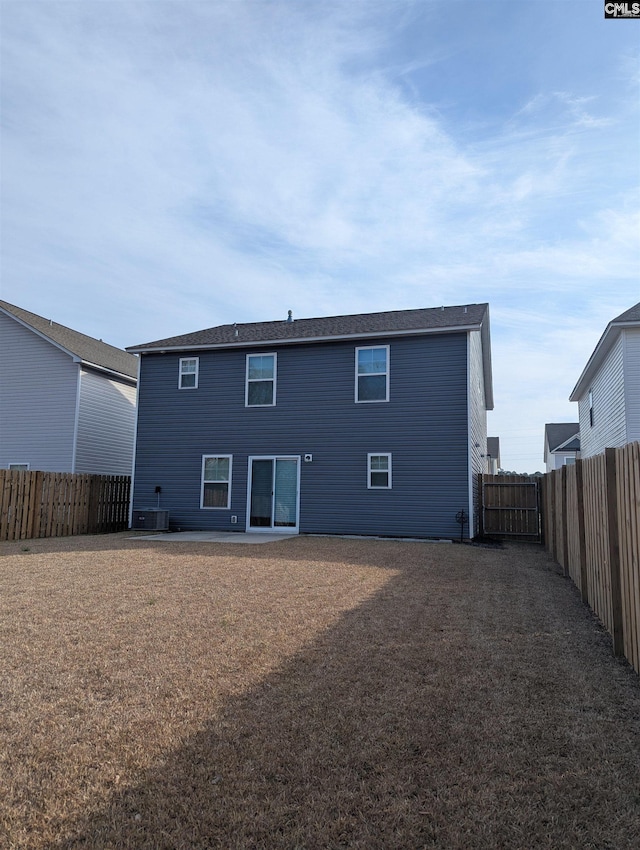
left=605, top=2, right=640, bottom=17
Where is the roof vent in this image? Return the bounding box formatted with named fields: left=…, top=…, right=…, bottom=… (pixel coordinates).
left=233, top=323, right=238, bottom=338
left=287, top=310, right=293, bottom=323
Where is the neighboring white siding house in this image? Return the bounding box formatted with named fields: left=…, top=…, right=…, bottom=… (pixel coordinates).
left=0, top=301, right=138, bottom=474
left=570, top=303, right=640, bottom=459
left=468, top=324, right=493, bottom=533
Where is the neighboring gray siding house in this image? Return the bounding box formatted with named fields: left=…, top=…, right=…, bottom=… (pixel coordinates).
left=128, top=304, right=493, bottom=539
left=544, top=423, right=580, bottom=472
left=0, top=301, right=138, bottom=474
left=570, top=303, right=640, bottom=459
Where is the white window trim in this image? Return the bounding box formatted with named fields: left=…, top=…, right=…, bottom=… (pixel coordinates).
left=201, top=454, right=232, bottom=509
left=179, top=357, right=199, bottom=390
left=367, top=453, right=392, bottom=489
left=245, top=352, right=277, bottom=407
left=8, top=462, right=30, bottom=471
left=355, top=345, right=390, bottom=403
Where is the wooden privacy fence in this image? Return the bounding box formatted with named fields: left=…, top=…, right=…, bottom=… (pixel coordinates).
left=0, top=470, right=131, bottom=541
left=542, top=442, right=640, bottom=675
left=479, top=474, right=542, bottom=541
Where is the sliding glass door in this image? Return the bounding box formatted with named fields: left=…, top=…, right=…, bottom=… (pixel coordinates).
left=248, top=457, right=299, bottom=532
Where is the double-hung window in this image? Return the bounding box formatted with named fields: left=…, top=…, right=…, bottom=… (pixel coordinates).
left=201, top=455, right=232, bottom=509
left=246, top=353, right=276, bottom=406
left=356, top=346, right=389, bottom=402
left=368, top=453, right=392, bottom=489
left=179, top=357, right=199, bottom=389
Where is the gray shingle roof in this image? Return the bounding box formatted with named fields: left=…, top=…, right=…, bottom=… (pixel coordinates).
left=612, top=302, right=640, bottom=324
left=0, top=301, right=138, bottom=380
left=545, top=423, right=580, bottom=453
left=128, top=303, right=489, bottom=351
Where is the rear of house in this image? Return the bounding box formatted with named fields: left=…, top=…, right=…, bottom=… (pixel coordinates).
left=128, top=304, right=493, bottom=539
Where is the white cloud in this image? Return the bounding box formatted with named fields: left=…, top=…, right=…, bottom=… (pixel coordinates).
left=1, top=1, right=638, bottom=470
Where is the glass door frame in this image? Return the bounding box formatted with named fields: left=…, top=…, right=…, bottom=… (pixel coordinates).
left=246, top=455, right=300, bottom=533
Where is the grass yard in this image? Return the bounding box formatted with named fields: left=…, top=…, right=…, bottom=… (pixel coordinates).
left=1, top=533, right=639, bottom=849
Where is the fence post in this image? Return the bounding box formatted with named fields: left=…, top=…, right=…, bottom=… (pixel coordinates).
left=549, top=470, right=557, bottom=561
left=561, top=465, right=570, bottom=577
left=574, top=459, right=588, bottom=605
left=540, top=475, right=545, bottom=546
left=88, top=476, right=101, bottom=534
left=605, top=448, right=624, bottom=657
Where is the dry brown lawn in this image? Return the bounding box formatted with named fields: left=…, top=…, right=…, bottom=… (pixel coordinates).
left=1, top=532, right=639, bottom=849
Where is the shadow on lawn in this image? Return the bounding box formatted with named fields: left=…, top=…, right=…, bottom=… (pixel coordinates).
left=51, top=546, right=640, bottom=850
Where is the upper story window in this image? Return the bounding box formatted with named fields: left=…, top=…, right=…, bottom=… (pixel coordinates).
left=246, top=354, right=277, bottom=406
left=368, top=453, right=392, bottom=489
left=179, top=357, right=199, bottom=389
left=356, top=345, right=389, bottom=403
left=589, top=389, right=594, bottom=427
left=8, top=463, right=29, bottom=471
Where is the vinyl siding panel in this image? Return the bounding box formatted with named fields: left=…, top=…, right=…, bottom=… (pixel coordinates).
left=133, top=333, right=471, bottom=538
left=547, top=452, right=578, bottom=472
left=624, top=328, right=640, bottom=443
left=75, top=368, right=137, bottom=474
left=468, top=329, right=487, bottom=535
left=578, top=334, right=625, bottom=458
left=0, top=311, right=77, bottom=471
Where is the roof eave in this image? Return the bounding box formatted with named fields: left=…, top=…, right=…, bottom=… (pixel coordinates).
left=1, top=303, right=136, bottom=381
left=569, top=321, right=627, bottom=401
left=127, top=321, right=485, bottom=354
left=2, top=308, right=80, bottom=362
left=480, top=312, right=494, bottom=410
left=79, top=360, right=138, bottom=383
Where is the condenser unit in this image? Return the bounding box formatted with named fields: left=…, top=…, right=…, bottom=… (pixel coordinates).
left=132, top=509, right=170, bottom=531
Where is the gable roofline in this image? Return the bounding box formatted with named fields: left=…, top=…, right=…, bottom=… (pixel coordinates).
left=127, top=302, right=493, bottom=409
left=0, top=300, right=138, bottom=382
left=544, top=422, right=580, bottom=461
left=569, top=302, right=640, bottom=401
left=554, top=434, right=580, bottom=452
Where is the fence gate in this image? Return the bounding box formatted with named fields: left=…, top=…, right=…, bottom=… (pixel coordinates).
left=479, top=474, right=542, bottom=541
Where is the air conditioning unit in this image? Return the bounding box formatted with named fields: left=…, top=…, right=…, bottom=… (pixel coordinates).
left=132, top=509, right=170, bottom=531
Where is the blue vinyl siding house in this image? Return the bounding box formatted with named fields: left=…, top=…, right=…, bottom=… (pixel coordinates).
left=128, top=304, right=493, bottom=539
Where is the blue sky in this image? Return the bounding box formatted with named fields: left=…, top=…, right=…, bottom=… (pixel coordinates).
left=1, top=0, right=638, bottom=472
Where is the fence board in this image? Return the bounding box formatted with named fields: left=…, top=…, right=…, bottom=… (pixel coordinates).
left=542, top=442, right=640, bottom=674
left=480, top=474, right=541, bottom=540
left=617, top=442, right=640, bottom=673
left=0, top=471, right=130, bottom=541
